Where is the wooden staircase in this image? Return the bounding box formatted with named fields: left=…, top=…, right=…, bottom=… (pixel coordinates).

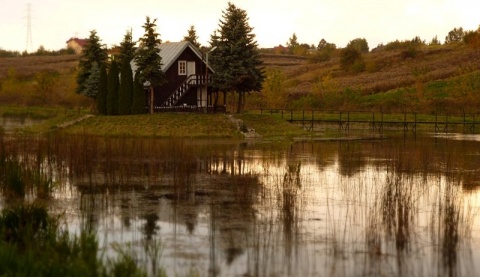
left=162, top=75, right=211, bottom=107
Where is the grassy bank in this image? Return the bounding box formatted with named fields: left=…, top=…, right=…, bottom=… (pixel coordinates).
left=5, top=105, right=480, bottom=140
left=62, top=113, right=240, bottom=138
left=0, top=106, right=90, bottom=134
left=63, top=113, right=312, bottom=139
left=0, top=106, right=312, bottom=139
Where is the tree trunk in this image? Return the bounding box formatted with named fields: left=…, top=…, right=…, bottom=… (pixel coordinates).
left=149, top=85, right=154, bottom=114
left=213, top=91, right=219, bottom=113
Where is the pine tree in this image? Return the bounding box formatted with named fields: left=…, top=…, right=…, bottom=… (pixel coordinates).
left=209, top=2, right=264, bottom=113
left=96, top=65, right=108, bottom=115
left=83, top=62, right=100, bottom=99
left=118, top=30, right=136, bottom=70
left=134, top=16, right=167, bottom=114
left=76, top=30, right=107, bottom=96
left=183, top=25, right=201, bottom=49
left=107, top=60, right=120, bottom=115
left=131, top=74, right=146, bottom=114
left=118, top=30, right=136, bottom=115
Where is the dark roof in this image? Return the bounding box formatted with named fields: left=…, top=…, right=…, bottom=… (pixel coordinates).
left=159, top=41, right=213, bottom=72
left=131, top=41, right=214, bottom=74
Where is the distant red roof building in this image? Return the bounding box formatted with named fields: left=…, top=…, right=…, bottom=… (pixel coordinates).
left=66, top=38, right=88, bottom=54
left=273, top=44, right=289, bottom=54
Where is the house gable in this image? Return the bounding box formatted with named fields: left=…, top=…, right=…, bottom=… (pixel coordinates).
left=159, top=41, right=214, bottom=73
left=131, top=41, right=214, bottom=77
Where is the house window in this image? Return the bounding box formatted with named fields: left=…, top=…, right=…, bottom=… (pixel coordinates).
left=178, top=61, right=186, bottom=75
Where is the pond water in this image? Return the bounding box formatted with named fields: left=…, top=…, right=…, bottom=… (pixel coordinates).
left=0, top=115, right=46, bottom=132
left=1, top=133, right=480, bottom=277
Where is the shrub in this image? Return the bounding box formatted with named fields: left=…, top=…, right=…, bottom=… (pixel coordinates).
left=0, top=204, right=149, bottom=276
left=401, top=45, right=419, bottom=59
left=340, top=47, right=364, bottom=73
left=0, top=204, right=53, bottom=246
left=2, top=159, right=25, bottom=198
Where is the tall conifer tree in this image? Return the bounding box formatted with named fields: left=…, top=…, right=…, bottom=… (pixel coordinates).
left=119, top=62, right=134, bottom=115
left=118, top=30, right=136, bottom=115
left=76, top=30, right=107, bottom=96
left=134, top=17, right=166, bottom=114
left=209, top=2, right=264, bottom=113
left=96, top=65, right=108, bottom=114
left=183, top=25, right=201, bottom=48
left=83, top=62, right=100, bottom=99
left=107, top=60, right=120, bottom=115
left=131, top=74, right=146, bottom=114
left=118, top=30, right=136, bottom=69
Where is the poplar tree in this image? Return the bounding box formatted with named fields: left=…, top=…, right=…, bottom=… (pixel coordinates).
left=107, top=60, right=119, bottom=115
left=118, top=30, right=136, bottom=115
left=209, top=2, right=264, bottom=113
left=96, top=65, right=108, bottom=115
left=76, top=30, right=107, bottom=96
left=134, top=16, right=166, bottom=114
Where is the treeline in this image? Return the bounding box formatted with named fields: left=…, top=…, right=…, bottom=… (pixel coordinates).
left=77, top=29, right=146, bottom=115
left=79, top=3, right=263, bottom=115
left=265, top=25, right=480, bottom=69
left=0, top=46, right=75, bottom=58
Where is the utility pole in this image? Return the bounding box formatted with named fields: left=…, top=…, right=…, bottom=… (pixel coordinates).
left=25, top=3, right=33, bottom=53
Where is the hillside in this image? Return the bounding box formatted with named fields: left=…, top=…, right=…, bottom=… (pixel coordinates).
left=262, top=46, right=480, bottom=94
left=279, top=45, right=480, bottom=95
left=1, top=46, right=479, bottom=112
left=257, top=45, right=480, bottom=112
left=0, top=54, right=91, bottom=107
left=0, top=54, right=79, bottom=79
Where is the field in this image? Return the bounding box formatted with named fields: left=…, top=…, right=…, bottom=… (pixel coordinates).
left=1, top=44, right=479, bottom=113
left=0, top=54, right=92, bottom=107
left=254, top=45, right=480, bottom=113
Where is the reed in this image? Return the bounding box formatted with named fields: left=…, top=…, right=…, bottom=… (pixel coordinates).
left=0, top=204, right=151, bottom=276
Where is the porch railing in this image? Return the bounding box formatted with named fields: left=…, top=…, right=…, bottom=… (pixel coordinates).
left=162, top=74, right=212, bottom=107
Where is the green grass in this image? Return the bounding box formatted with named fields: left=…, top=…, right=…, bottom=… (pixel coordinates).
left=65, top=113, right=315, bottom=140
left=0, top=106, right=90, bottom=134
left=0, top=106, right=319, bottom=139
left=64, top=113, right=241, bottom=138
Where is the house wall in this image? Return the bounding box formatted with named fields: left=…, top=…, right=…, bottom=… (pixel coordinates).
left=67, top=41, right=83, bottom=54
left=154, top=47, right=213, bottom=107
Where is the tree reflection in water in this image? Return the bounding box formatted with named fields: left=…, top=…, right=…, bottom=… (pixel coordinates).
left=0, top=133, right=480, bottom=276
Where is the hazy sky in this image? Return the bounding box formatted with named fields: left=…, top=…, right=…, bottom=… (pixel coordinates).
left=1, top=0, right=478, bottom=52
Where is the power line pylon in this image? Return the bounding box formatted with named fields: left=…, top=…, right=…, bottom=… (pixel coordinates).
left=26, top=3, right=33, bottom=53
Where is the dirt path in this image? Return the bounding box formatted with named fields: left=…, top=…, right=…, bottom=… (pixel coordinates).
left=226, top=114, right=261, bottom=139
left=57, top=114, right=94, bottom=129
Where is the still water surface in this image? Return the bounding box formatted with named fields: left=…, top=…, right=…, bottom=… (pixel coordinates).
left=0, top=115, right=46, bottom=132
left=2, top=133, right=480, bottom=276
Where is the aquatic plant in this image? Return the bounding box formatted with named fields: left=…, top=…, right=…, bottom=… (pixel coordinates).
left=0, top=204, right=149, bottom=277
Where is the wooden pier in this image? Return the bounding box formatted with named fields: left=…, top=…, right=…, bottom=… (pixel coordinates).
left=257, top=109, right=479, bottom=133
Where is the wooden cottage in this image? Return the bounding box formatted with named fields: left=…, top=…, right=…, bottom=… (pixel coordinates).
left=134, top=41, right=218, bottom=112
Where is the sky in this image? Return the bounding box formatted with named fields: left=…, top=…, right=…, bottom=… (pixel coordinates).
left=0, top=0, right=478, bottom=52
